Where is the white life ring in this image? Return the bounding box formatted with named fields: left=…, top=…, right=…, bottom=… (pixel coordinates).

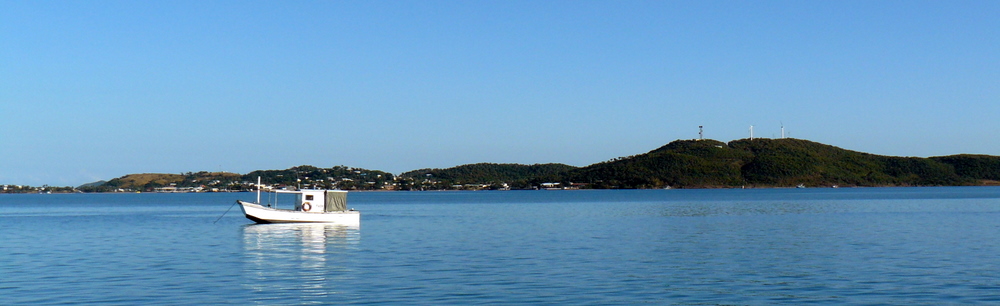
left=302, top=202, right=312, bottom=211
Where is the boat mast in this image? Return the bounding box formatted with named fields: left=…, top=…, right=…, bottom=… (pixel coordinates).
left=256, top=176, right=261, bottom=204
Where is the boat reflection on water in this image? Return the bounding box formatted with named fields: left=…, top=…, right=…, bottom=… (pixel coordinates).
left=241, top=223, right=360, bottom=303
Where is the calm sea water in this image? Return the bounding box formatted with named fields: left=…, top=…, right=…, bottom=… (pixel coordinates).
left=3, top=187, right=1000, bottom=304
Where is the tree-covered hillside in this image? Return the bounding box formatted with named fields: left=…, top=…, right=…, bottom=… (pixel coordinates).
left=398, top=163, right=577, bottom=190
left=567, top=140, right=752, bottom=188
left=82, top=166, right=395, bottom=192
left=730, top=139, right=964, bottom=187
left=930, top=154, right=1000, bottom=182
left=566, top=138, right=977, bottom=188
left=245, top=165, right=395, bottom=190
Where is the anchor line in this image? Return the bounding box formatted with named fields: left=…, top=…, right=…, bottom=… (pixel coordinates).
left=213, top=200, right=240, bottom=224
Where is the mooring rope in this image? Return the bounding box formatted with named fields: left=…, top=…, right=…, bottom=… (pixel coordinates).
left=213, top=200, right=239, bottom=224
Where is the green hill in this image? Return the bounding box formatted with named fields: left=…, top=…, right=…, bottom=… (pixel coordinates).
left=101, top=173, right=187, bottom=190
left=730, top=138, right=963, bottom=187
left=566, top=138, right=975, bottom=188
left=567, top=139, right=751, bottom=188
left=83, top=166, right=395, bottom=192
left=88, top=172, right=241, bottom=192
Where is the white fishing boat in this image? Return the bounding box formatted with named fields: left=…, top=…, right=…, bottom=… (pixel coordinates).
left=237, top=178, right=359, bottom=225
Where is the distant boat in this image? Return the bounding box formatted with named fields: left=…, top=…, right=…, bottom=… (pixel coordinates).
left=237, top=178, right=359, bottom=225
left=796, top=184, right=806, bottom=188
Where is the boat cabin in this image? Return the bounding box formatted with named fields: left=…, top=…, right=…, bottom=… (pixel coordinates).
left=278, top=190, right=348, bottom=213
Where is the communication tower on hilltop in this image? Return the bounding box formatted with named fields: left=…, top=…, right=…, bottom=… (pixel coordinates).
left=699, top=126, right=704, bottom=140
left=749, top=125, right=754, bottom=140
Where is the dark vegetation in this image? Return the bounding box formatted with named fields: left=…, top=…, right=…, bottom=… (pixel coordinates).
left=12, top=138, right=1000, bottom=193
left=398, top=163, right=577, bottom=190
left=76, top=166, right=395, bottom=192
left=246, top=165, right=395, bottom=190
left=565, top=138, right=979, bottom=189
left=567, top=140, right=751, bottom=188
left=930, top=155, right=1000, bottom=182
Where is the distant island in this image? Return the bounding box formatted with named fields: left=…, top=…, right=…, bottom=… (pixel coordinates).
left=6, top=138, right=1000, bottom=193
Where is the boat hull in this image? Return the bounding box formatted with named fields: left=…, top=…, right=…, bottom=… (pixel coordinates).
left=238, top=200, right=360, bottom=225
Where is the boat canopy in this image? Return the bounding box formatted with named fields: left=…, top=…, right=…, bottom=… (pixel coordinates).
left=325, top=191, right=347, bottom=212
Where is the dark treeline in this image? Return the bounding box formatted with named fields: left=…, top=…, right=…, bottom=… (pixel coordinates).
left=398, top=163, right=577, bottom=190
left=77, top=166, right=396, bottom=192
left=245, top=165, right=395, bottom=190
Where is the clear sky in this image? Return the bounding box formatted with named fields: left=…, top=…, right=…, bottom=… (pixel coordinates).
left=2, top=1, right=998, bottom=186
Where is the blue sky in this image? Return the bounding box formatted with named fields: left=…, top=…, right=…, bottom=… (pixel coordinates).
left=2, top=1, right=998, bottom=186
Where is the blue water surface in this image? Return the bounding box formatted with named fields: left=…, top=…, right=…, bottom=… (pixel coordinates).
left=2, top=187, right=1000, bottom=304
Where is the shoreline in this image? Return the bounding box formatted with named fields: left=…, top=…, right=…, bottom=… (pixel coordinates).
left=6, top=183, right=1000, bottom=195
